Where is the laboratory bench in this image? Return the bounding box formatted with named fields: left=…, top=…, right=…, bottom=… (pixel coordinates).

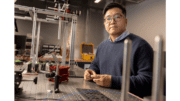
left=15, top=64, right=143, bottom=101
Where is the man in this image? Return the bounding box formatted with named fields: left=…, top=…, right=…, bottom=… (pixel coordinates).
left=84, top=2, right=153, bottom=98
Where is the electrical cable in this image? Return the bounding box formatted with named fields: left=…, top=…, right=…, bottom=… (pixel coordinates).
left=43, top=90, right=53, bottom=101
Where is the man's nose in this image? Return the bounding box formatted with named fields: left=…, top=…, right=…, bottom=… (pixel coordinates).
left=110, top=18, right=116, bottom=24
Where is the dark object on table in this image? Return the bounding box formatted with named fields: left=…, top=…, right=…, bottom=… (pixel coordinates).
left=33, top=77, right=38, bottom=84
left=76, top=88, right=143, bottom=101
left=15, top=69, right=24, bottom=93
left=41, top=63, right=46, bottom=71
left=76, top=88, right=112, bottom=101
left=27, top=63, right=32, bottom=72
left=35, top=64, right=39, bottom=72
left=46, top=72, right=55, bottom=78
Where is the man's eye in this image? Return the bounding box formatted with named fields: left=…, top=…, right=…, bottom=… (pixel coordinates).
left=107, top=18, right=111, bottom=20
left=114, top=16, right=121, bottom=18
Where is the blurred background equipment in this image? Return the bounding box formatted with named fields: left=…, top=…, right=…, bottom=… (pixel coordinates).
left=81, top=43, right=95, bottom=61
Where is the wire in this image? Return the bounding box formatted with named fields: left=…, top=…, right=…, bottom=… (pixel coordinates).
left=43, top=90, right=53, bottom=101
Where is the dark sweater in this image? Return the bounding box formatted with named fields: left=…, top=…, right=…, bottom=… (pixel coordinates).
left=89, top=33, right=153, bottom=98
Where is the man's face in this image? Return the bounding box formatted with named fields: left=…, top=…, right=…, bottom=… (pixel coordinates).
left=104, top=8, right=127, bottom=36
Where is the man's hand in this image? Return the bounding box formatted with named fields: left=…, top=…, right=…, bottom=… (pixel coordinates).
left=84, top=69, right=96, bottom=81
left=91, top=74, right=112, bottom=87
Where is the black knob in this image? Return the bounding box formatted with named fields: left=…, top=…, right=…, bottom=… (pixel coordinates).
left=33, top=77, right=38, bottom=84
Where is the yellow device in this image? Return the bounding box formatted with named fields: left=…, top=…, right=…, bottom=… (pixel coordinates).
left=81, top=43, right=95, bottom=61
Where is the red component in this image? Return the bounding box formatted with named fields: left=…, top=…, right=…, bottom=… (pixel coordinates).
left=55, top=7, right=58, bottom=11
left=49, top=66, right=69, bottom=83
left=66, top=9, right=70, bottom=13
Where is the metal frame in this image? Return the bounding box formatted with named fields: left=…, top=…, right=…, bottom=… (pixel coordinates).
left=15, top=4, right=74, bottom=18
left=15, top=4, right=78, bottom=93
left=15, top=16, right=68, bottom=24
left=15, top=4, right=78, bottom=71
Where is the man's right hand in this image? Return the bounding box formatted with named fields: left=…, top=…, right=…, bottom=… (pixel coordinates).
left=84, top=69, right=96, bottom=81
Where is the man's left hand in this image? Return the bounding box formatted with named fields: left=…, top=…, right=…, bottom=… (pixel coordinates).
left=91, top=74, right=111, bottom=87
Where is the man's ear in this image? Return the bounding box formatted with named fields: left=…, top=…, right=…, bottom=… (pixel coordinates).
left=125, top=18, right=127, bottom=27
left=104, top=22, right=106, bottom=27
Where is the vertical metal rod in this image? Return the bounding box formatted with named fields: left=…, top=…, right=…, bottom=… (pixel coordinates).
left=58, top=17, right=62, bottom=40
left=35, top=22, right=41, bottom=63
left=69, top=19, right=74, bottom=68
left=69, top=18, right=75, bottom=68
left=121, top=37, right=132, bottom=101
left=51, top=54, right=59, bottom=76
left=61, top=22, right=69, bottom=66
left=52, top=53, right=60, bottom=93
left=60, top=21, right=64, bottom=47
left=72, top=18, right=77, bottom=60
left=30, top=7, right=37, bottom=69
left=61, top=22, right=66, bottom=66
left=152, top=36, right=164, bottom=101
left=72, top=21, right=75, bottom=61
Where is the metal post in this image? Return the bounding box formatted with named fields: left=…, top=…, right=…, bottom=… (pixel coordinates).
left=58, top=18, right=62, bottom=40
left=72, top=17, right=77, bottom=63
left=152, top=36, right=165, bottom=101
left=121, top=37, right=132, bottom=101
left=51, top=53, right=60, bottom=93
left=35, top=22, right=41, bottom=63
left=61, top=22, right=69, bottom=66
left=69, top=16, right=77, bottom=71
left=69, top=18, right=75, bottom=69
left=30, top=7, right=37, bottom=69
left=58, top=3, right=62, bottom=40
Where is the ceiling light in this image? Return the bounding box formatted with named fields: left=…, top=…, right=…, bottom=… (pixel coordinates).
left=94, top=0, right=101, bottom=3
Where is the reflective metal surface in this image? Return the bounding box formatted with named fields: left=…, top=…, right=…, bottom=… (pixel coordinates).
left=121, top=38, right=132, bottom=101
left=15, top=66, right=143, bottom=101
left=152, top=36, right=165, bottom=101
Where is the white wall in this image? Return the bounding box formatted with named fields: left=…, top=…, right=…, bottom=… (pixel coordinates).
left=126, top=0, right=166, bottom=51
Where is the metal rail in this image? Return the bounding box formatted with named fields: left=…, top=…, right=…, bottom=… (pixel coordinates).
left=14, top=16, right=68, bottom=24
left=15, top=4, right=76, bottom=18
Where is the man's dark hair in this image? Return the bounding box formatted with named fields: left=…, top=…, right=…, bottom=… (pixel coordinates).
left=103, top=2, right=126, bottom=17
